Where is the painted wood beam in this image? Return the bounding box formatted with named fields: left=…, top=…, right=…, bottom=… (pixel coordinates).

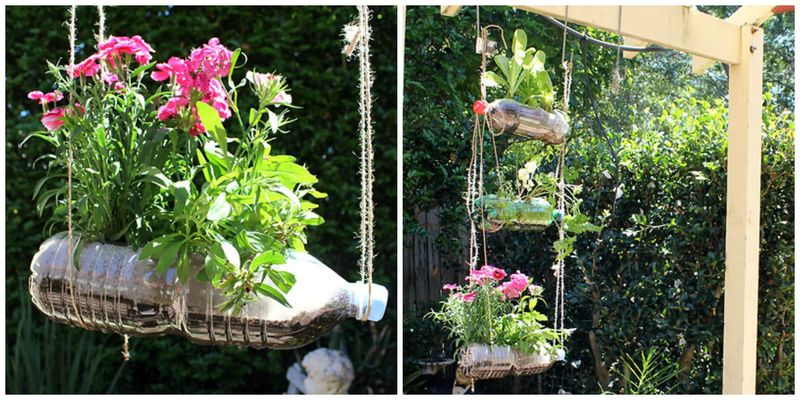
left=722, top=24, right=763, bottom=395
left=514, top=5, right=741, bottom=64
left=440, top=6, right=462, bottom=17
left=692, top=5, right=775, bottom=74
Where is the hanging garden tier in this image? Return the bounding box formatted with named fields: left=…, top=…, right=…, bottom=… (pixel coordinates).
left=29, top=234, right=387, bottom=349
left=457, top=344, right=557, bottom=380
left=486, top=99, right=568, bottom=145
left=474, top=194, right=557, bottom=232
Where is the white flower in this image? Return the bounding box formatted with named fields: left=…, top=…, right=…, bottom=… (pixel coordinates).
left=524, top=160, right=538, bottom=173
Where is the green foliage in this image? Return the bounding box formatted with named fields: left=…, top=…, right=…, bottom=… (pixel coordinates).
left=404, top=5, right=793, bottom=394
left=484, top=28, right=555, bottom=111
left=606, top=348, right=683, bottom=394
left=7, top=5, right=396, bottom=394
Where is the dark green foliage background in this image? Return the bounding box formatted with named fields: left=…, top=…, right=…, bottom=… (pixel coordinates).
left=403, top=6, right=793, bottom=394
left=5, top=6, right=396, bottom=394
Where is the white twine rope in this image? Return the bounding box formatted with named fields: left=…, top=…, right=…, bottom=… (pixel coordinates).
left=355, top=5, right=376, bottom=317
left=65, top=5, right=87, bottom=331
left=96, top=5, right=105, bottom=43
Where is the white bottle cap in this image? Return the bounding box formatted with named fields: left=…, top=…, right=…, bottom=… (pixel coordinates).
left=351, top=282, right=388, bottom=322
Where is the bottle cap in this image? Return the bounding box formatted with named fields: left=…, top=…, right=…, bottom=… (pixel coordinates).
left=352, top=282, right=388, bottom=322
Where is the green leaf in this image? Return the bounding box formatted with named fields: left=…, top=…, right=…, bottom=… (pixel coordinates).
left=255, top=283, right=291, bottom=307
left=207, top=193, right=232, bottom=221
left=155, top=239, right=183, bottom=275
left=513, top=29, right=527, bottom=54
left=137, top=166, right=172, bottom=189
left=268, top=269, right=296, bottom=293
left=220, top=240, right=240, bottom=268
left=227, top=48, right=241, bottom=87
left=196, top=101, right=227, bottom=156
left=250, top=251, right=286, bottom=271
left=140, top=233, right=182, bottom=260
left=173, top=180, right=191, bottom=214
left=130, top=61, right=156, bottom=79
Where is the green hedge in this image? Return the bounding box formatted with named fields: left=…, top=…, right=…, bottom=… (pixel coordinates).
left=403, top=6, right=794, bottom=394
left=6, top=6, right=396, bottom=394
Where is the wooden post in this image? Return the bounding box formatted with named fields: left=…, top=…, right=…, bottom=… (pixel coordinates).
left=722, top=24, right=763, bottom=394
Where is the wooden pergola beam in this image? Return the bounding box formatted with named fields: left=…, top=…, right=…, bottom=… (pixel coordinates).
left=692, top=5, right=775, bottom=74
left=513, top=5, right=741, bottom=64
left=440, top=5, right=462, bottom=17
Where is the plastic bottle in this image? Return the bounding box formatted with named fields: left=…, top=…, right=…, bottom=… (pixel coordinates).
left=486, top=99, right=569, bottom=144
left=474, top=195, right=557, bottom=232
left=28, top=233, right=388, bottom=350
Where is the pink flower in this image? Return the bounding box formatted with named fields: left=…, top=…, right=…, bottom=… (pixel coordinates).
left=246, top=71, right=278, bottom=87
left=188, top=37, right=232, bottom=78
left=157, top=96, right=188, bottom=121
left=460, top=292, right=477, bottom=303
left=151, top=38, right=234, bottom=136
left=443, top=283, right=459, bottom=291
left=28, top=90, right=63, bottom=105
left=499, top=271, right=530, bottom=300
left=40, top=108, right=66, bottom=130
left=466, top=265, right=507, bottom=285
left=102, top=72, right=119, bottom=85
left=188, top=122, right=205, bottom=137
left=98, top=35, right=154, bottom=66
left=271, top=91, right=292, bottom=105
left=67, top=55, right=101, bottom=78
left=151, top=57, right=190, bottom=83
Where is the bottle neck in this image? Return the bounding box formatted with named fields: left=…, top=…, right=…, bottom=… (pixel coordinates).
left=347, top=282, right=387, bottom=322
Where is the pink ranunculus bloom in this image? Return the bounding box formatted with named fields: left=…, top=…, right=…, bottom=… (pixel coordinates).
left=67, top=54, right=101, bottom=78
left=499, top=270, right=530, bottom=300
left=271, top=91, right=292, bottom=105
left=443, top=283, right=459, bottom=291
left=188, top=37, right=233, bottom=78
left=40, top=107, right=66, bottom=131
left=98, top=35, right=155, bottom=66
left=460, top=292, right=477, bottom=303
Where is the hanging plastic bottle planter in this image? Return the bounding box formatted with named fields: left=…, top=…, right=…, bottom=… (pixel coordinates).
left=30, top=234, right=387, bottom=349
left=457, top=344, right=557, bottom=380
left=485, top=99, right=568, bottom=145
left=474, top=195, right=558, bottom=232
left=476, top=28, right=570, bottom=145
left=25, top=5, right=387, bottom=354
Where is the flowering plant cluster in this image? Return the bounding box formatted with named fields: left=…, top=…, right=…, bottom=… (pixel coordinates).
left=429, top=265, right=570, bottom=356
left=26, top=35, right=322, bottom=312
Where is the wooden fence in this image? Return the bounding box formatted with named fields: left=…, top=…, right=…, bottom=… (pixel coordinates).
left=403, top=207, right=467, bottom=313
